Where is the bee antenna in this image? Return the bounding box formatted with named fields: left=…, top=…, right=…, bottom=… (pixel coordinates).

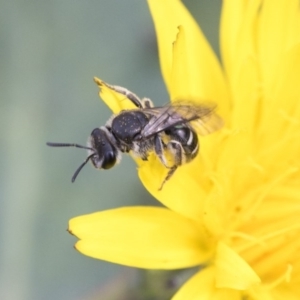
left=46, top=142, right=93, bottom=151
left=72, top=153, right=95, bottom=182
left=47, top=142, right=96, bottom=182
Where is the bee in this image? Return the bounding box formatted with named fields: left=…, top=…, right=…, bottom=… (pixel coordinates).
left=47, top=80, right=223, bottom=190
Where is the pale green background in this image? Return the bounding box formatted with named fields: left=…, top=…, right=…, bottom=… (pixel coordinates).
left=0, top=1, right=221, bottom=299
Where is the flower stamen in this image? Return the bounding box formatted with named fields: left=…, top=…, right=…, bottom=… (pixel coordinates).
left=242, top=166, right=299, bottom=222
left=264, top=264, right=293, bottom=290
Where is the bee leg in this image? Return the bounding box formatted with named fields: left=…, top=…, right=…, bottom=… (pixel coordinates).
left=154, top=135, right=168, bottom=167
left=101, top=82, right=145, bottom=109
left=167, top=140, right=185, bottom=166
left=158, top=166, right=178, bottom=191
left=155, top=136, right=182, bottom=190
left=158, top=141, right=185, bottom=190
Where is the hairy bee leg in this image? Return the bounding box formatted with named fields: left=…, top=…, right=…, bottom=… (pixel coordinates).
left=168, top=140, right=185, bottom=166
left=157, top=140, right=185, bottom=191
left=158, top=166, right=178, bottom=191
left=158, top=141, right=185, bottom=190
left=101, top=82, right=145, bottom=108
left=97, top=79, right=155, bottom=109
left=154, top=134, right=168, bottom=167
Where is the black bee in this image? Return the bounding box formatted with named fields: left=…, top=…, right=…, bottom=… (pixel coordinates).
left=47, top=79, right=223, bottom=190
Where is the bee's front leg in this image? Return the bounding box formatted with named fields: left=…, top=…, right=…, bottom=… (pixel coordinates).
left=100, top=81, right=145, bottom=108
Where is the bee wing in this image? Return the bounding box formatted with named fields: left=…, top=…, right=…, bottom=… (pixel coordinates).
left=141, top=102, right=223, bottom=138
left=190, top=112, right=224, bottom=136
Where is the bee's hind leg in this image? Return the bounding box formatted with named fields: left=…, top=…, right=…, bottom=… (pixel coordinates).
left=158, top=166, right=178, bottom=191
left=158, top=140, right=186, bottom=190
left=154, top=135, right=182, bottom=191
left=154, top=135, right=168, bottom=167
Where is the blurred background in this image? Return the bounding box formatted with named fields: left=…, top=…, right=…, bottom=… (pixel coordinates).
left=0, top=1, right=221, bottom=299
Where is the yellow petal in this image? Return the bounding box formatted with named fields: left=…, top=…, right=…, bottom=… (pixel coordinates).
left=138, top=152, right=211, bottom=222
left=221, top=0, right=262, bottom=133
left=69, top=207, right=212, bottom=269
left=94, top=77, right=136, bottom=114
left=230, top=56, right=260, bottom=133
left=259, top=45, right=300, bottom=152
left=215, top=242, right=261, bottom=290
left=258, top=0, right=300, bottom=96
left=172, top=267, right=241, bottom=300
left=247, top=286, right=275, bottom=300
left=148, top=0, right=230, bottom=119
left=220, top=0, right=246, bottom=75
left=221, top=0, right=261, bottom=86
left=271, top=284, right=300, bottom=300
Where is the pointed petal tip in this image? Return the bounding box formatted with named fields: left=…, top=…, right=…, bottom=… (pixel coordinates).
left=93, top=76, right=102, bottom=87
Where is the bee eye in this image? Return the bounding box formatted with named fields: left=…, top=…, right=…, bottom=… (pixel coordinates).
left=101, top=151, right=117, bottom=169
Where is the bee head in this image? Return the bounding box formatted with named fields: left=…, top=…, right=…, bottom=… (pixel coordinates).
left=88, top=128, right=120, bottom=170
left=46, top=127, right=120, bottom=182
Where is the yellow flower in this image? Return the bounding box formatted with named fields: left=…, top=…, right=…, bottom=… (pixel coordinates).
left=69, top=0, right=300, bottom=299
